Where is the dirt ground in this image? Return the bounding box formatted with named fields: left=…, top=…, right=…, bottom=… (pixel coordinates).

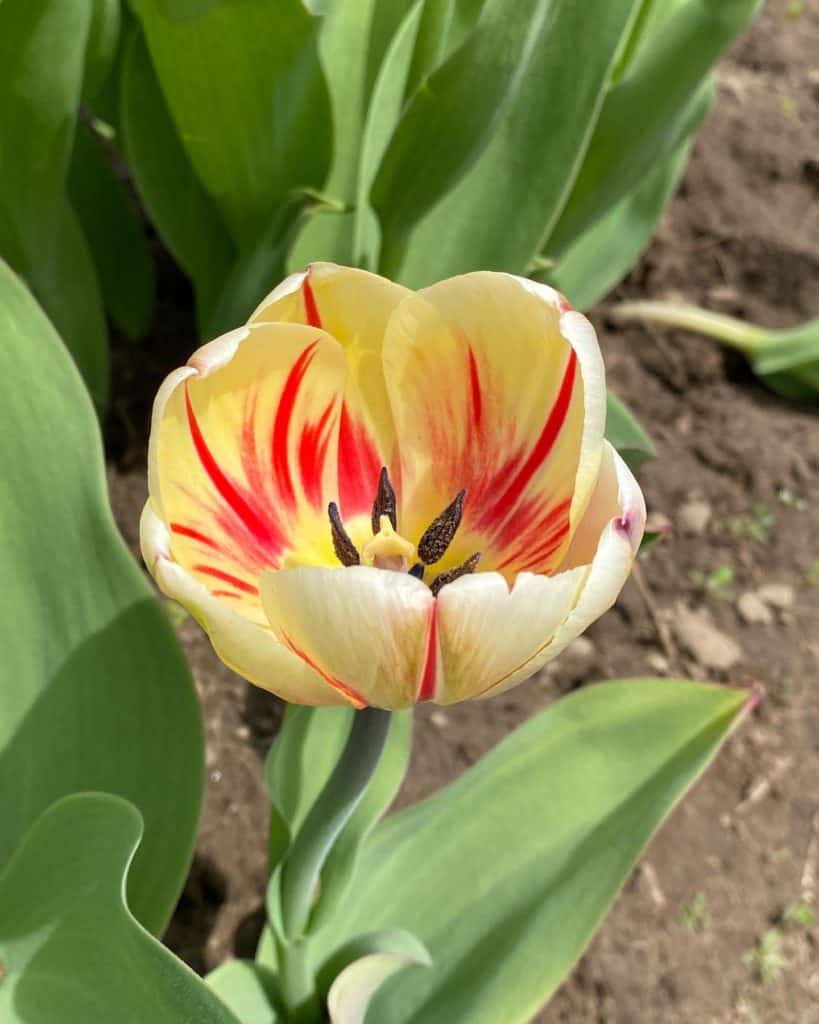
left=108, top=2, right=819, bottom=1020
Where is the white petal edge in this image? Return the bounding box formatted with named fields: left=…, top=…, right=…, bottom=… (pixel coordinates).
left=435, top=567, right=587, bottom=704
left=247, top=268, right=307, bottom=322
left=515, top=275, right=607, bottom=531
left=146, top=325, right=251, bottom=522
left=140, top=502, right=348, bottom=706
left=476, top=442, right=645, bottom=700
left=259, top=566, right=435, bottom=710
left=435, top=441, right=645, bottom=703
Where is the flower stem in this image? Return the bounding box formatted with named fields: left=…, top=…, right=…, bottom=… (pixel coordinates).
left=278, top=706, right=392, bottom=942
left=610, top=300, right=770, bottom=355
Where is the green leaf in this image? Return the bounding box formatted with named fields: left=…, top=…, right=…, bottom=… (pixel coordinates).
left=751, top=319, right=819, bottom=401
left=604, top=390, right=656, bottom=469
left=547, top=0, right=762, bottom=254
left=68, top=120, right=156, bottom=340
left=207, top=960, right=281, bottom=1023
left=0, top=260, right=203, bottom=934
left=287, top=0, right=410, bottom=269
left=314, top=679, right=751, bottom=1023
left=545, top=135, right=697, bottom=311
left=0, top=794, right=240, bottom=1024
left=374, top=0, right=593, bottom=275
left=135, top=0, right=331, bottom=251
left=0, top=0, right=109, bottom=404
left=352, top=2, right=426, bottom=270
left=120, top=26, right=235, bottom=331
left=323, top=931, right=431, bottom=1024
left=387, top=0, right=641, bottom=285
left=84, top=0, right=121, bottom=99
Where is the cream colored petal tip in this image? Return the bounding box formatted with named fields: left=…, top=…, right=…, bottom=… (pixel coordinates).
left=139, top=501, right=348, bottom=706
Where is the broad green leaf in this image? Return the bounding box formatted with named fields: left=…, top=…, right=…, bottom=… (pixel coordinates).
left=288, top=0, right=410, bottom=269
left=545, top=136, right=696, bottom=311
left=120, top=27, right=235, bottom=331
left=84, top=0, right=121, bottom=99
left=136, top=0, right=331, bottom=250
left=374, top=0, right=589, bottom=275
left=68, top=120, right=156, bottom=340
left=313, top=679, right=750, bottom=1024
left=0, top=0, right=109, bottom=404
left=604, top=391, right=656, bottom=469
left=402, top=0, right=485, bottom=97
left=0, top=260, right=203, bottom=934
left=0, top=795, right=239, bottom=1024
left=205, top=194, right=311, bottom=338
left=352, top=2, right=425, bottom=270
left=547, top=0, right=762, bottom=254
left=389, top=0, right=641, bottom=286
left=207, top=960, right=281, bottom=1023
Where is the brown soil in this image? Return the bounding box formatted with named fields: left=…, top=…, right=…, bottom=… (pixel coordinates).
left=108, top=2, right=819, bottom=1019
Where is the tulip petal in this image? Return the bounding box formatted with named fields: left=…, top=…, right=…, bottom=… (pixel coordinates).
left=435, top=442, right=644, bottom=703
left=140, top=502, right=348, bottom=705
left=259, top=566, right=435, bottom=709
left=149, top=321, right=349, bottom=613
left=382, top=273, right=605, bottom=582
left=250, top=263, right=411, bottom=520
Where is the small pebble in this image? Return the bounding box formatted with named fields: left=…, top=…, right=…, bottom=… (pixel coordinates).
left=678, top=501, right=712, bottom=536
left=673, top=604, right=742, bottom=671
left=646, top=651, right=669, bottom=674
left=736, top=591, right=774, bottom=626
left=429, top=710, right=449, bottom=729
left=756, top=583, right=794, bottom=610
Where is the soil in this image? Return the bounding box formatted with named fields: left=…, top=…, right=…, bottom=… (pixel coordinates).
left=107, top=2, right=819, bottom=1020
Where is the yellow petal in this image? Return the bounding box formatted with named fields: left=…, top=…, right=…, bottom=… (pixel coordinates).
left=250, top=263, right=411, bottom=520
left=140, top=502, right=348, bottom=705
left=259, top=566, right=435, bottom=709
left=435, top=442, right=645, bottom=703
left=149, top=321, right=347, bottom=614
left=382, top=272, right=605, bottom=582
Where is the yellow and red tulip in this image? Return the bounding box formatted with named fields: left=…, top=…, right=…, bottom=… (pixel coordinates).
left=140, top=264, right=645, bottom=709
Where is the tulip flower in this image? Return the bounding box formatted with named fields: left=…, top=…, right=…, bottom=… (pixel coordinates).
left=141, top=264, right=645, bottom=709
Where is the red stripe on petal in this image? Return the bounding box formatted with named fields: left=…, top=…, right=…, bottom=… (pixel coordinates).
left=302, top=274, right=322, bottom=328
left=281, top=630, right=367, bottom=708
left=338, top=402, right=382, bottom=517
left=193, top=564, right=259, bottom=595
left=479, top=350, right=578, bottom=531
left=170, top=522, right=221, bottom=550
left=211, top=589, right=242, bottom=599
left=467, top=347, right=483, bottom=430
left=298, top=401, right=335, bottom=509
left=417, top=603, right=439, bottom=702
left=186, top=386, right=277, bottom=548
left=271, top=341, right=319, bottom=513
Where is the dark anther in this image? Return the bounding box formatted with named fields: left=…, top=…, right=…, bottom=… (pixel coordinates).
left=328, top=501, right=360, bottom=566
left=409, top=562, right=425, bottom=580
left=371, top=466, right=397, bottom=534
left=417, top=490, right=466, bottom=565
left=430, top=552, right=481, bottom=597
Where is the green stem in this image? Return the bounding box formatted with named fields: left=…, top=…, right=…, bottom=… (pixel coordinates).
left=279, top=707, right=392, bottom=942
left=276, top=932, right=321, bottom=1024
left=611, top=300, right=770, bottom=354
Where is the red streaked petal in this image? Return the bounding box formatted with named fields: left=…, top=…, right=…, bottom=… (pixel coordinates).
left=151, top=321, right=347, bottom=610
left=382, top=272, right=603, bottom=580
left=259, top=565, right=435, bottom=710
left=250, top=263, right=413, bottom=515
